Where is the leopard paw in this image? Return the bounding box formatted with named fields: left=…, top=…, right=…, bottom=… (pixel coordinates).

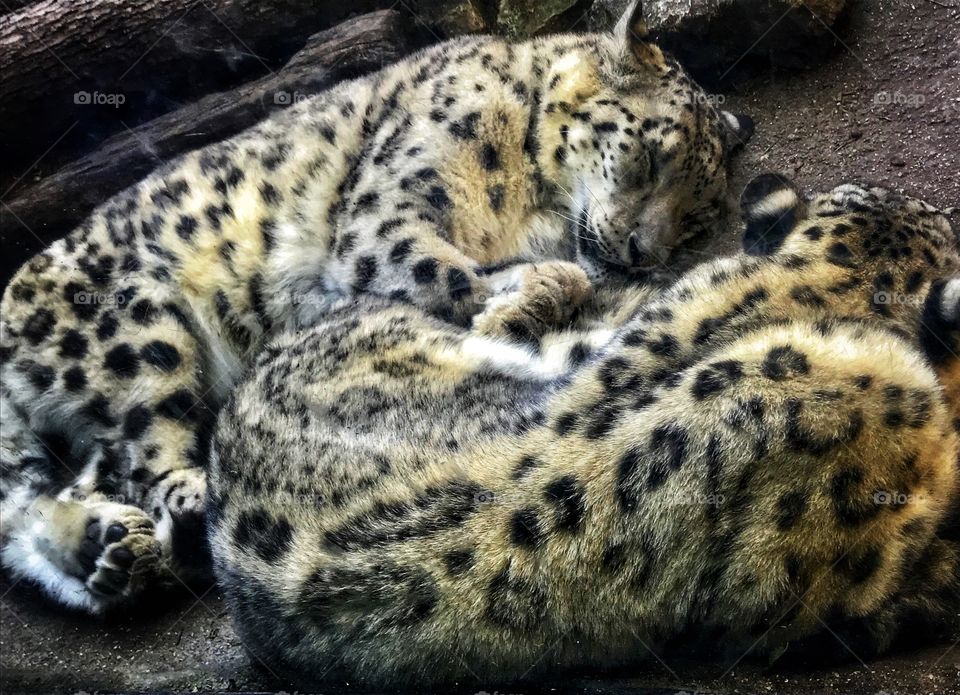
left=165, top=467, right=207, bottom=521
left=475, top=261, right=592, bottom=341
left=78, top=504, right=159, bottom=603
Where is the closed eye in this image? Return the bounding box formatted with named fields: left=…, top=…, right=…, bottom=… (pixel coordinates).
left=645, top=147, right=658, bottom=183
left=626, top=147, right=657, bottom=188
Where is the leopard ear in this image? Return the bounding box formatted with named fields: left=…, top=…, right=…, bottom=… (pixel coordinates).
left=615, top=1, right=661, bottom=67
left=721, top=111, right=755, bottom=151
left=740, top=173, right=806, bottom=256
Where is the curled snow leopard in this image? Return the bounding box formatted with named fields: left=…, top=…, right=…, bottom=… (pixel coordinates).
left=0, top=0, right=752, bottom=612
left=209, top=174, right=960, bottom=686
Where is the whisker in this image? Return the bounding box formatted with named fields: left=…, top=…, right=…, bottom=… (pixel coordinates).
left=547, top=209, right=595, bottom=244
left=565, top=178, right=610, bottom=218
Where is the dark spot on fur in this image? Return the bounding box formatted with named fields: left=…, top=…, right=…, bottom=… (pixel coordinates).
left=647, top=424, right=688, bottom=491
left=790, top=285, right=826, bottom=308
left=233, top=509, right=294, bottom=563
left=443, top=549, right=475, bottom=576
left=485, top=565, right=546, bottom=630
left=63, top=366, right=87, bottom=391
left=776, top=490, right=808, bottom=531
left=447, top=267, right=471, bottom=301
left=487, top=184, right=505, bottom=212
left=58, top=330, right=89, bottom=359
left=831, top=467, right=880, bottom=527
left=141, top=341, right=181, bottom=372
left=23, top=360, right=55, bottom=390
left=176, top=216, right=198, bottom=240
left=123, top=405, right=153, bottom=440
left=96, top=312, right=119, bottom=341
left=554, top=412, right=579, bottom=436
left=449, top=112, right=480, bottom=139
left=355, top=191, right=379, bottom=212
left=64, top=283, right=98, bottom=320
left=425, top=186, right=451, bottom=210
left=353, top=256, right=378, bottom=292
left=323, top=480, right=480, bottom=551
left=390, top=238, right=414, bottom=264
left=512, top=455, right=541, bottom=480
left=130, top=299, right=158, bottom=326
left=647, top=334, right=679, bottom=356
left=156, top=389, right=200, bottom=422
left=376, top=218, right=404, bottom=239
left=692, top=360, right=744, bottom=399
left=510, top=508, right=544, bottom=548
left=21, top=309, right=56, bottom=345
left=413, top=258, right=438, bottom=284
left=835, top=546, right=882, bottom=584
left=616, top=448, right=644, bottom=512
left=481, top=142, right=500, bottom=170
left=762, top=345, right=810, bottom=381
left=104, top=343, right=140, bottom=378
left=83, top=393, right=116, bottom=427
left=601, top=543, right=627, bottom=572
left=826, top=241, right=855, bottom=268
left=543, top=475, right=586, bottom=533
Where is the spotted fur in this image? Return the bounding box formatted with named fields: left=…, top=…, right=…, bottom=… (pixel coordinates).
left=0, top=1, right=751, bottom=612
left=210, top=175, right=960, bottom=685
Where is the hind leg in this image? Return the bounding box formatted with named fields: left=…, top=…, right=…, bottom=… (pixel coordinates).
left=1, top=292, right=217, bottom=606
left=83, top=315, right=216, bottom=586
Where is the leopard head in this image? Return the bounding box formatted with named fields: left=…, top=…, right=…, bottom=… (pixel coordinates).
left=539, top=0, right=753, bottom=277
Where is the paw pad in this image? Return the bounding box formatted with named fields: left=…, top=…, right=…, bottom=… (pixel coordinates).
left=76, top=505, right=160, bottom=602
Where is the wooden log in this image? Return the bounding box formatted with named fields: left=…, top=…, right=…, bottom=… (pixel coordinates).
left=0, top=0, right=35, bottom=16
left=0, top=0, right=388, bottom=167
left=0, top=10, right=417, bottom=282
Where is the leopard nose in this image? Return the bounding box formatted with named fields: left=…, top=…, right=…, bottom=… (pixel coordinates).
left=628, top=232, right=653, bottom=267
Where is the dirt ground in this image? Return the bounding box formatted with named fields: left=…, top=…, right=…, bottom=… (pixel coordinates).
left=2, top=0, right=959, bottom=693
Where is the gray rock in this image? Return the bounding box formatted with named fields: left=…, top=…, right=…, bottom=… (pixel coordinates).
left=589, top=0, right=852, bottom=86
left=496, top=0, right=582, bottom=37
left=415, top=0, right=493, bottom=35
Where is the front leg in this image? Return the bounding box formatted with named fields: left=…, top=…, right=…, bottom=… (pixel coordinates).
left=326, top=220, right=490, bottom=326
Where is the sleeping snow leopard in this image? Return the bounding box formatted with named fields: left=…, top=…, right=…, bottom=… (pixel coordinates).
left=209, top=173, right=960, bottom=686
left=0, top=0, right=752, bottom=612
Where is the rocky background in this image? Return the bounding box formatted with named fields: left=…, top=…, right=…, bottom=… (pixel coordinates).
left=2, top=0, right=960, bottom=693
